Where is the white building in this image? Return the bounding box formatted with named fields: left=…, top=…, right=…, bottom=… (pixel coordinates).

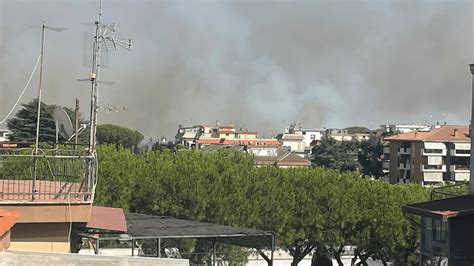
left=0, top=128, right=10, bottom=142
left=380, top=124, right=431, bottom=135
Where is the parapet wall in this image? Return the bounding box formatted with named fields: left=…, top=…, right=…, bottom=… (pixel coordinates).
left=0, top=250, right=189, bottom=266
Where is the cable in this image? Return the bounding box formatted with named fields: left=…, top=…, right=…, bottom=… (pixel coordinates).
left=0, top=54, right=41, bottom=124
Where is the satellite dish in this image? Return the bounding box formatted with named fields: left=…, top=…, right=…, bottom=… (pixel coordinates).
left=53, top=106, right=74, bottom=140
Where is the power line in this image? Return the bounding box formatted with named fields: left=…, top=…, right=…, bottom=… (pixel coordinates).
left=0, top=54, right=41, bottom=125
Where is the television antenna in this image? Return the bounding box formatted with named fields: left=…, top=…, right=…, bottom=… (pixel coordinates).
left=31, top=22, right=66, bottom=200
left=81, top=0, right=132, bottom=155
left=34, top=22, right=66, bottom=152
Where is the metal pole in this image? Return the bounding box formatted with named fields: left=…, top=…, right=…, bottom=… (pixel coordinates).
left=212, top=239, right=216, bottom=266
left=158, top=238, right=161, bottom=258
left=32, top=22, right=46, bottom=201
left=270, top=234, right=275, bottom=266
left=74, top=98, right=79, bottom=150
left=35, top=22, right=45, bottom=153
left=469, top=64, right=474, bottom=195
left=131, top=239, right=135, bottom=256
left=87, top=0, right=102, bottom=195
left=55, top=120, right=59, bottom=146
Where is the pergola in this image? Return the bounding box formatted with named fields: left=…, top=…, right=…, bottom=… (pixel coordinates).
left=82, top=210, right=275, bottom=265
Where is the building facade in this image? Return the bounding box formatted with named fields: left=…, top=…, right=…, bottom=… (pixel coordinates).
left=0, top=129, right=10, bottom=142
left=383, top=125, right=470, bottom=184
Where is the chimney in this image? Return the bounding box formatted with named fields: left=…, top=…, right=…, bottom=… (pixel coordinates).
left=469, top=64, right=474, bottom=195
left=454, top=128, right=459, bottom=137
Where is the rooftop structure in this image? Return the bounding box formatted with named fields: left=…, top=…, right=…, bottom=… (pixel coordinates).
left=381, top=124, right=431, bottom=135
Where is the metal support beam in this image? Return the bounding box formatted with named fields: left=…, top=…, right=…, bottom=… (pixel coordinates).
left=212, top=239, right=216, bottom=266
left=157, top=238, right=161, bottom=258
left=470, top=64, right=474, bottom=195
left=131, top=239, right=135, bottom=256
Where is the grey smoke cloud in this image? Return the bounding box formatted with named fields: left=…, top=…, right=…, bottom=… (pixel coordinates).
left=0, top=0, right=473, bottom=138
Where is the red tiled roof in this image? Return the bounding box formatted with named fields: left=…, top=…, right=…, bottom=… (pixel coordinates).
left=384, top=125, right=469, bottom=142
left=197, top=138, right=280, bottom=146
left=86, top=206, right=127, bottom=232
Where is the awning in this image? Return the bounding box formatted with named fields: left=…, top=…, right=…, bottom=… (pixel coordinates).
left=86, top=206, right=127, bottom=232
left=125, top=213, right=274, bottom=250
left=403, top=195, right=474, bottom=221
left=424, top=142, right=446, bottom=149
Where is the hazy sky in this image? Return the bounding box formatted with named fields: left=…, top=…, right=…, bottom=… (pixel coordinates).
left=1, top=0, right=473, bottom=138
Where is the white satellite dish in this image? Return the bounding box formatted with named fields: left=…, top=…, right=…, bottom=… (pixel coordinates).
left=53, top=106, right=74, bottom=140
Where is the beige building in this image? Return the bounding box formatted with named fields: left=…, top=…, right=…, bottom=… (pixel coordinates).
left=383, top=125, right=470, bottom=185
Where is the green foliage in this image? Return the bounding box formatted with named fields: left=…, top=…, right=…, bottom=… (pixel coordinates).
left=312, top=137, right=360, bottom=172
left=96, top=124, right=144, bottom=149
left=7, top=99, right=86, bottom=143
left=7, top=99, right=56, bottom=143
left=344, top=126, right=371, bottom=134
left=95, top=146, right=431, bottom=264
left=358, top=135, right=384, bottom=178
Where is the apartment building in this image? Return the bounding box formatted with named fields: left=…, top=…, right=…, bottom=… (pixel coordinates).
left=383, top=125, right=470, bottom=185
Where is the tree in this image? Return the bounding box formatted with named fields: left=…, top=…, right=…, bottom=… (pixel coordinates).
left=345, top=126, right=371, bottom=134
left=312, top=137, right=360, bottom=172
left=96, top=124, right=144, bottom=150
left=358, top=136, right=384, bottom=178
left=94, top=147, right=431, bottom=265
left=7, top=99, right=86, bottom=143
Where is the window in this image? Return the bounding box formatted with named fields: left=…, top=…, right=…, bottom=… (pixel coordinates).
left=433, top=219, right=447, bottom=243
left=422, top=217, right=432, bottom=253
left=310, top=134, right=316, bottom=140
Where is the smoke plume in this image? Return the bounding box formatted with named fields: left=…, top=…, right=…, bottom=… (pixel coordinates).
left=1, top=0, right=473, bottom=138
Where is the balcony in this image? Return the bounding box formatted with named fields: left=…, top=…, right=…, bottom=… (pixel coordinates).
left=422, top=149, right=446, bottom=156
left=450, top=149, right=471, bottom=157
left=423, top=172, right=443, bottom=183
left=398, top=148, right=411, bottom=155
left=382, top=161, right=390, bottom=169
left=383, top=147, right=390, bottom=154
left=449, top=165, right=470, bottom=172
left=450, top=172, right=470, bottom=182
left=0, top=147, right=95, bottom=203
left=421, top=164, right=446, bottom=172
left=398, top=163, right=411, bottom=170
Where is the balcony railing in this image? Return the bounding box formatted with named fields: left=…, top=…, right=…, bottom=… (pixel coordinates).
left=450, top=165, right=470, bottom=172
left=450, top=149, right=471, bottom=157
left=398, top=148, right=411, bottom=155
left=422, top=149, right=446, bottom=156
left=421, top=164, right=446, bottom=172
left=0, top=147, right=96, bottom=203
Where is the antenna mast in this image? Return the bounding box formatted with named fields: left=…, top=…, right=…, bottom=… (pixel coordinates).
left=87, top=0, right=132, bottom=155
left=88, top=0, right=102, bottom=155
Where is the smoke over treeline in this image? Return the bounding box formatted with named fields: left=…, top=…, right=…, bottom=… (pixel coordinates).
left=1, top=0, right=473, bottom=138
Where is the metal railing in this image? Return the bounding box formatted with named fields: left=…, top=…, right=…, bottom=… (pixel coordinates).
left=0, top=147, right=96, bottom=203
left=430, top=182, right=469, bottom=200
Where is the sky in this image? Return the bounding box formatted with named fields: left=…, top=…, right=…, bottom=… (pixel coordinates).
left=0, top=0, right=473, bottom=139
